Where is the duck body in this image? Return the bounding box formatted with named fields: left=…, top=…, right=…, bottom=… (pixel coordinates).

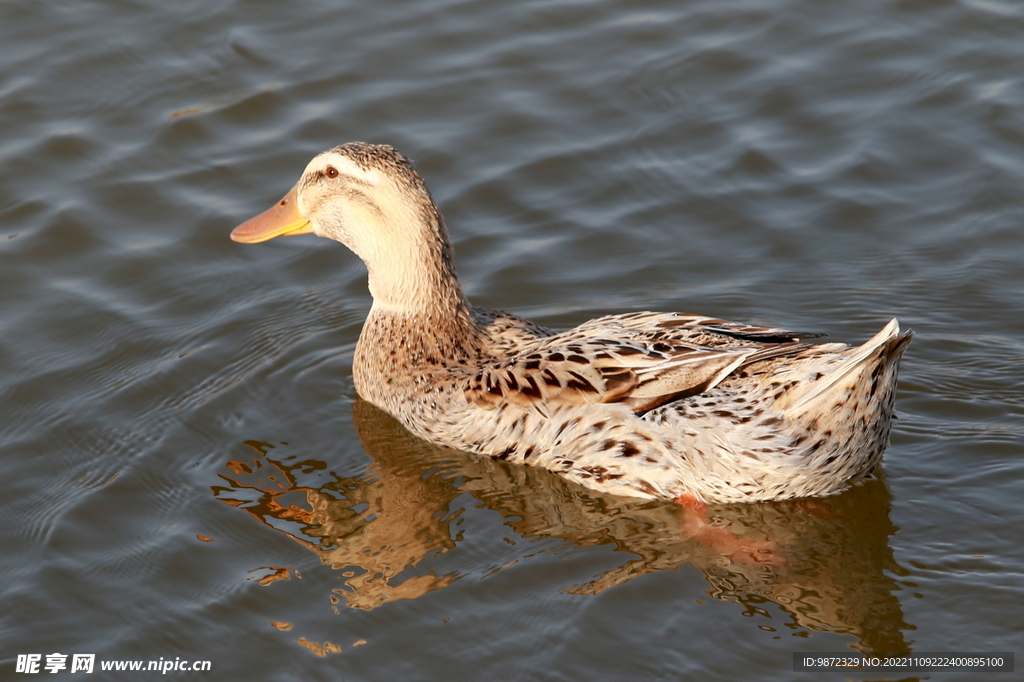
left=232, top=142, right=912, bottom=504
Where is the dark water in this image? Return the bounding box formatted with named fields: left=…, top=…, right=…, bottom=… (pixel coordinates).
left=2, top=0, right=1022, bottom=679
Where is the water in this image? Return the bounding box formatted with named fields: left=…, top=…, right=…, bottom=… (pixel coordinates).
left=1, top=0, right=1022, bottom=679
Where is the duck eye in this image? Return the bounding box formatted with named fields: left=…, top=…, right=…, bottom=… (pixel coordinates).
left=325, top=166, right=339, bottom=178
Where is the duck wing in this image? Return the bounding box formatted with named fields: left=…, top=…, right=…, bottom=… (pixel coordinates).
left=571, top=311, right=825, bottom=344
left=466, top=312, right=817, bottom=414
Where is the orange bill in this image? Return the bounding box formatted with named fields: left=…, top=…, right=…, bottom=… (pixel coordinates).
left=230, top=184, right=313, bottom=243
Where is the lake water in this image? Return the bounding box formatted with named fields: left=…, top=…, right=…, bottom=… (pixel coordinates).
left=1, top=0, right=1022, bottom=679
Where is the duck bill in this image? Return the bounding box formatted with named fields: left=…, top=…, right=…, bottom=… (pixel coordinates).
left=230, top=185, right=312, bottom=243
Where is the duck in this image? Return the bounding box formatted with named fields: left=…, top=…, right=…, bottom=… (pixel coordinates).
left=231, top=142, right=912, bottom=505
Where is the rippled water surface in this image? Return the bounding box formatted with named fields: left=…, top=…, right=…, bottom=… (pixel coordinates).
left=2, top=0, right=1022, bottom=679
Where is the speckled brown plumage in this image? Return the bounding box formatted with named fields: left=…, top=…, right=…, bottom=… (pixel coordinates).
left=232, top=142, right=913, bottom=504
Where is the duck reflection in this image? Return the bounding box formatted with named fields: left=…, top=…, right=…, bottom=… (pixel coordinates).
left=215, top=399, right=913, bottom=652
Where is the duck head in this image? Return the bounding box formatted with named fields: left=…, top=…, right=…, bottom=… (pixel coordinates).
left=231, top=142, right=465, bottom=314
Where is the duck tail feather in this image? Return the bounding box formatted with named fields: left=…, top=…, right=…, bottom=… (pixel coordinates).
left=783, top=319, right=912, bottom=413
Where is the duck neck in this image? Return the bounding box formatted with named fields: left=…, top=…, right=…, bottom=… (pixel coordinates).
left=363, top=208, right=477, bottom=338
left=354, top=210, right=483, bottom=404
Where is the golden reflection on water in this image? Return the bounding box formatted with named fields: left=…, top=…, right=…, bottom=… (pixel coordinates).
left=214, top=400, right=914, bottom=653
